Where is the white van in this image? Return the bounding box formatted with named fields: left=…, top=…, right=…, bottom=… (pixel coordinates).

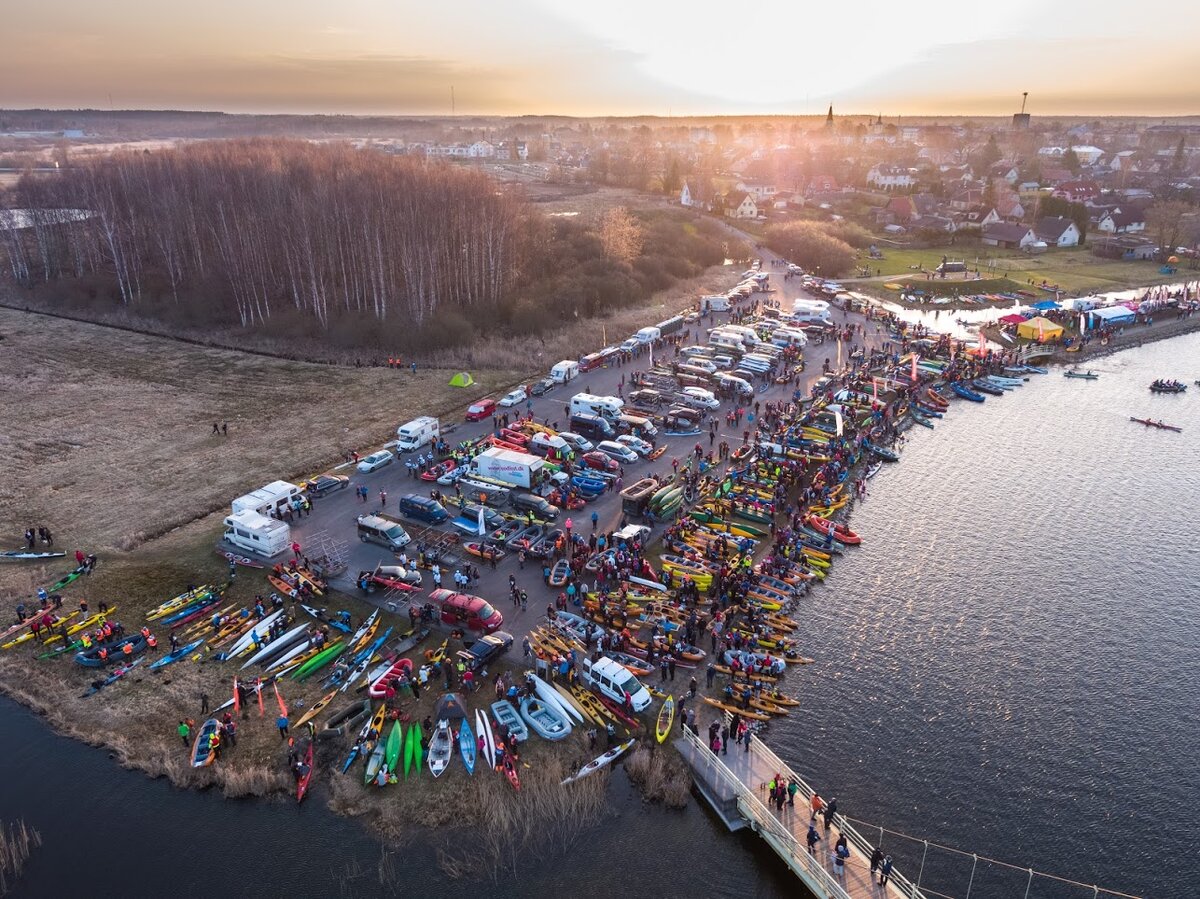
left=721, top=325, right=762, bottom=345
left=395, top=416, right=440, bottom=452
left=570, top=393, right=624, bottom=420
left=550, top=360, right=580, bottom=384
left=771, top=327, right=808, bottom=348
left=356, top=514, right=411, bottom=550
left=529, top=432, right=570, bottom=458
left=701, top=295, right=729, bottom=312
left=709, top=333, right=745, bottom=354
left=791, top=310, right=833, bottom=327
left=231, top=480, right=302, bottom=518
left=793, top=298, right=830, bottom=315
left=223, top=510, right=290, bottom=558
left=581, top=656, right=652, bottom=712
left=636, top=326, right=661, bottom=344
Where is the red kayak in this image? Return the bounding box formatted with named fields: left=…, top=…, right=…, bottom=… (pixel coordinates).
left=296, top=738, right=315, bottom=803
left=502, top=753, right=521, bottom=791
left=1129, top=417, right=1182, bottom=432
left=804, top=514, right=861, bottom=545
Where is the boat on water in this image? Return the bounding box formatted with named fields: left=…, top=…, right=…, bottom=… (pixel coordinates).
left=1129, top=417, right=1183, bottom=432
left=1064, top=370, right=1099, bottom=380
left=1149, top=379, right=1187, bottom=394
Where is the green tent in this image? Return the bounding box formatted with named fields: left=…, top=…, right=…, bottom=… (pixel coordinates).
left=449, top=371, right=475, bottom=388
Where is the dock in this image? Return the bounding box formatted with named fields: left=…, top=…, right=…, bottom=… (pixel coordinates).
left=676, top=723, right=926, bottom=899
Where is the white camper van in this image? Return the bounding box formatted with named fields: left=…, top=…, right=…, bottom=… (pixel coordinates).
left=223, top=510, right=291, bottom=558
left=550, top=360, right=580, bottom=384
left=570, top=393, right=624, bottom=420
left=231, top=480, right=302, bottom=518
left=636, top=326, right=662, bottom=344
left=395, top=416, right=440, bottom=452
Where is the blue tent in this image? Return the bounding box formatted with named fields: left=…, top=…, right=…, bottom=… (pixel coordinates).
left=1030, top=300, right=1061, bottom=311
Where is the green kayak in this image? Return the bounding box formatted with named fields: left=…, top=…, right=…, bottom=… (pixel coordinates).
left=291, top=640, right=345, bottom=681
left=385, top=720, right=403, bottom=780
left=408, top=722, right=423, bottom=778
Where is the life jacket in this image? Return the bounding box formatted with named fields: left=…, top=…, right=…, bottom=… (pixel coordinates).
left=98, top=647, right=108, bottom=661
left=123, top=642, right=133, bottom=656
left=147, top=634, right=157, bottom=648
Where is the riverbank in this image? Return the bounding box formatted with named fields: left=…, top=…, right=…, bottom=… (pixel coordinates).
left=982, top=305, right=1200, bottom=365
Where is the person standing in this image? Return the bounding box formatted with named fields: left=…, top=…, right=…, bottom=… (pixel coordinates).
left=870, top=847, right=884, bottom=878
left=277, top=714, right=289, bottom=739
left=178, top=720, right=191, bottom=748
left=879, top=855, right=894, bottom=886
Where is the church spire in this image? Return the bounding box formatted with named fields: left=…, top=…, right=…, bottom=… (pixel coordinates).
left=825, top=104, right=834, bottom=127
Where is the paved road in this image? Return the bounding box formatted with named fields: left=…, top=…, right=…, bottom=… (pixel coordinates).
left=277, top=269, right=883, bottom=651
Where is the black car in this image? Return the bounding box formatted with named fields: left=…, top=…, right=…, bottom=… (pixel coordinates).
left=304, top=474, right=349, bottom=497
left=509, top=491, right=560, bottom=520
left=530, top=377, right=555, bottom=396
left=457, top=630, right=514, bottom=672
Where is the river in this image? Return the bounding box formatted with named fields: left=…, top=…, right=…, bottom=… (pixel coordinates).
left=3, top=335, right=1197, bottom=898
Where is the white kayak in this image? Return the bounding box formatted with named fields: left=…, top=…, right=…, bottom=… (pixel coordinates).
left=240, top=622, right=309, bottom=669
left=561, top=739, right=636, bottom=785
left=529, top=672, right=583, bottom=725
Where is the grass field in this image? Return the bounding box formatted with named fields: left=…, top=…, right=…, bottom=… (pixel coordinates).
left=0, top=307, right=521, bottom=553
left=849, top=246, right=1187, bottom=297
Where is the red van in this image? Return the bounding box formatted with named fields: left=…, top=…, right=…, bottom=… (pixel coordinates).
left=429, top=589, right=504, bottom=633
left=465, top=398, right=497, bottom=422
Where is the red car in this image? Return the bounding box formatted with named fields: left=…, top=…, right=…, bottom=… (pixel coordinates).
left=465, top=398, right=497, bottom=422
left=581, top=451, right=619, bottom=473
left=429, top=588, right=504, bottom=633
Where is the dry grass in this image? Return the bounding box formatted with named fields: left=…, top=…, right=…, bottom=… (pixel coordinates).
left=0, top=819, right=42, bottom=897
left=624, top=744, right=692, bottom=808
left=438, top=260, right=742, bottom=371
left=0, top=306, right=521, bottom=553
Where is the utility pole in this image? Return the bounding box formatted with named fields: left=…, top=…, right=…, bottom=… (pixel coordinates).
left=1020, top=92, right=1028, bottom=114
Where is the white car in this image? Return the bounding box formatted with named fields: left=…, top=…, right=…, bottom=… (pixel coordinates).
left=498, top=386, right=528, bottom=408
left=596, top=440, right=639, bottom=465
left=557, top=432, right=593, bottom=453
left=357, top=450, right=395, bottom=473
left=681, top=387, right=720, bottom=410
left=615, top=434, right=654, bottom=457
left=620, top=337, right=640, bottom=352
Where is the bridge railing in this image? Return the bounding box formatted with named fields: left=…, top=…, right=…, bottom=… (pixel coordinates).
left=748, top=732, right=927, bottom=899
left=679, top=725, right=853, bottom=899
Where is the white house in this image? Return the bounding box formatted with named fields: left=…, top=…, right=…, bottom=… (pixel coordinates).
left=1097, top=210, right=1146, bottom=234
left=468, top=141, right=496, bottom=158
left=723, top=193, right=759, bottom=219
left=1034, top=216, right=1082, bottom=248
left=981, top=222, right=1037, bottom=249
left=866, top=165, right=916, bottom=190
left=736, top=180, right=779, bottom=201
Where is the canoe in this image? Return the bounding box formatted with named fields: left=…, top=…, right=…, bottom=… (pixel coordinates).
left=491, top=699, right=529, bottom=743
left=561, top=739, right=636, bottom=785
left=364, top=736, right=388, bottom=785
left=296, top=738, right=315, bottom=803
left=148, top=638, right=205, bottom=671
left=701, top=696, right=770, bottom=722
left=463, top=541, right=505, bottom=561
left=1064, top=371, right=1099, bottom=380
left=656, top=695, right=675, bottom=743
left=458, top=716, right=476, bottom=775
left=320, top=700, right=371, bottom=741
left=428, top=719, right=454, bottom=777
left=190, top=718, right=222, bottom=767
left=520, top=695, right=573, bottom=740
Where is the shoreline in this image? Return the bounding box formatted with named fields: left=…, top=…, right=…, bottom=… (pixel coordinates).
left=0, top=277, right=1182, bottom=890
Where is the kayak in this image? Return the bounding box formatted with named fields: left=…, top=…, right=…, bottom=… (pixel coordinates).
left=385, top=720, right=404, bottom=781
left=3, top=610, right=80, bottom=650
left=0, top=550, right=65, bottom=562
left=409, top=722, right=424, bottom=777
left=148, top=638, right=205, bottom=670
left=458, top=716, right=476, bottom=775
left=656, top=696, right=675, bottom=744
left=296, top=737, right=315, bottom=803
left=291, top=640, right=345, bottom=681
left=561, top=739, right=636, bottom=785
left=475, top=709, right=496, bottom=772
left=293, top=689, right=338, bottom=729
left=502, top=753, right=520, bottom=791
left=240, top=622, right=310, bottom=670
left=81, top=657, right=144, bottom=697
left=146, top=584, right=211, bottom=620
left=1129, top=417, right=1182, bottom=432
left=950, top=383, right=985, bottom=402
left=364, top=735, right=388, bottom=785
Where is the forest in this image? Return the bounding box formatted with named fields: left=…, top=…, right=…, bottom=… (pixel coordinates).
left=0, top=140, right=731, bottom=352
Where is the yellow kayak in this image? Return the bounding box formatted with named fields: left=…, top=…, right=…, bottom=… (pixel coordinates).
left=2, top=610, right=80, bottom=650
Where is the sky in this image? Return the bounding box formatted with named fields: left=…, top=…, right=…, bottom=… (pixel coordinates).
left=3, top=0, right=1198, bottom=117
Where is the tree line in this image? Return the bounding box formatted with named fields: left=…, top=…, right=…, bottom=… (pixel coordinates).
left=1, top=140, right=733, bottom=352
left=2, top=139, right=523, bottom=330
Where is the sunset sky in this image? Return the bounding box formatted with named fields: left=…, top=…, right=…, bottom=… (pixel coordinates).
left=4, top=0, right=1198, bottom=116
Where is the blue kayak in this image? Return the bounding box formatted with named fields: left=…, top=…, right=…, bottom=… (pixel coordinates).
left=149, top=638, right=205, bottom=670
left=950, top=383, right=985, bottom=402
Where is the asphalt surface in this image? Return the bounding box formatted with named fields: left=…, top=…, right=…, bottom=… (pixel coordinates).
left=275, top=268, right=885, bottom=651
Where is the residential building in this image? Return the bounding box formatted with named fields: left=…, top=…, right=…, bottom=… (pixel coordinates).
left=723, top=193, right=759, bottom=220
left=981, top=223, right=1037, bottom=249
left=1097, top=210, right=1146, bottom=234
left=1034, top=216, right=1082, bottom=248
left=867, top=164, right=916, bottom=190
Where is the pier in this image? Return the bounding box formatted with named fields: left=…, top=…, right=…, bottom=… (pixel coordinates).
left=676, top=723, right=926, bottom=899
